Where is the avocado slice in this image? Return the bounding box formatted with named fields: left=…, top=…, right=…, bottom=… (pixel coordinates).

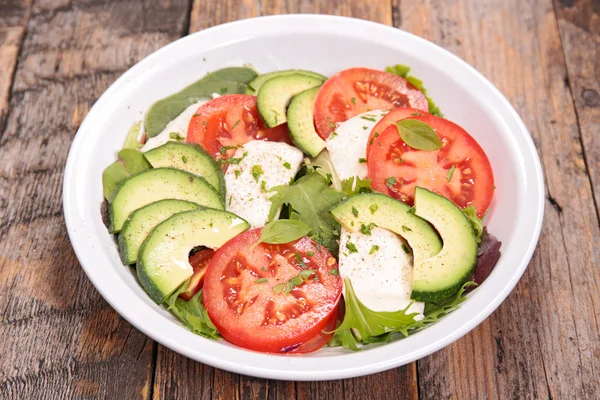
left=118, top=199, right=202, bottom=265
left=257, top=74, right=325, bottom=128
left=143, top=142, right=226, bottom=202
left=412, top=187, right=477, bottom=301
left=137, top=208, right=249, bottom=304
left=330, top=193, right=442, bottom=263
left=245, top=69, right=327, bottom=95
left=287, top=87, right=326, bottom=157
left=145, top=67, right=258, bottom=137
left=108, top=168, right=223, bottom=233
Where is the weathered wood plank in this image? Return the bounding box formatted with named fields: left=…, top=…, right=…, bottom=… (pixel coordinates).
left=553, top=0, right=600, bottom=216
left=0, top=27, right=23, bottom=135
left=156, top=2, right=421, bottom=400
left=0, top=0, right=31, bottom=28
left=393, top=0, right=600, bottom=398
left=0, top=0, right=190, bottom=398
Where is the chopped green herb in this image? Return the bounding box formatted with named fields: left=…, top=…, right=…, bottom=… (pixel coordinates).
left=329, top=122, right=336, bottom=129
left=231, top=119, right=241, bottom=130
left=361, top=116, right=376, bottom=122
left=401, top=243, right=411, bottom=254
left=272, top=283, right=285, bottom=293
left=283, top=161, right=291, bottom=170
left=251, top=165, right=264, bottom=182
left=299, top=269, right=315, bottom=279
left=274, top=270, right=316, bottom=294
left=261, top=267, right=268, bottom=272
left=351, top=97, right=356, bottom=104
left=369, top=137, right=374, bottom=146
left=358, top=158, right=367, bottom=164
left=261, top=180, right=267, bottom=191
left=386, top=177, right=397, bottom=188
left=369, top=204, right=378, bottom=214
left=351, top=206, right=359, bottom=217
left=360, top=222, right=377, bottom=235
left=307, top=251, right=315, bottom=256
left=447, top=165, right=456, bottom=182
left=202, top=57, right=206, bottom=61
left=374, top=132, right=380, bottom=138
left=255, top=278, right=268, bottom=284
left=193, top=114, right=200, bottom=117
left=202, top=120, right=208, bottom=126
left=330, top=131, right=338, bottom=138
left=220, top=87, right=228, bottom=94
left=228, top=195, right=233, bottom=206
left=369, top=245, right=380, bottom=255
left=346, top=242, right=358, bottom=254
left=169, top=132, right=183, bottom=141
left=181, top=155, right=188, bottom=163
left=234, top=170, right=241, bottom=178
left=329, top=268, right=339, bottom=276
left=407, top=207, right=416, bottom=215
left=401, top=225, right=412, bottom=232
left=295, top=251, right=308, bottom=269
left=362, top=126, right=368, bottom=130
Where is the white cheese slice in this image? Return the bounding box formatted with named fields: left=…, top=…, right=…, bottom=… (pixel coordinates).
left=326, top=110, right=387, bottom=181
left=141, top=100, right=207, bottom=152
left=338, top=226, right=424, bottom=316
left=224, top=140, right=303, bottom=228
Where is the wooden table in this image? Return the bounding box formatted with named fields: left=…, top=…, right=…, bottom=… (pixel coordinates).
left=1, top=0, right=598, bottom=398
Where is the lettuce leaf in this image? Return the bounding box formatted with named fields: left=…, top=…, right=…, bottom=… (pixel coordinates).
left=386, top=64, right=443, bottom=117
left=341, top=176, right=374, bottom=197
left=462, top=205, right=484, bottom=243
left=331, top=279, right=476, bottom=350
left=165, top=281, right=220, bottom=339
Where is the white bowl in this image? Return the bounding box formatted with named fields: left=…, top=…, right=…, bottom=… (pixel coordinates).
left=63, top=15, right=544, bottom=381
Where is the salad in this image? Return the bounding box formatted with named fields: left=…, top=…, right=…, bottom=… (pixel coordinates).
left=101, top=64, right=502, bottom=354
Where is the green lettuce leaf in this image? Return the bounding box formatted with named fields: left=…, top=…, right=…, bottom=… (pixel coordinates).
left=341, top=176, right=374, bottom=197
left=308, top=150, right=342, bottom=191
left=462, top=205, right=484, bottom=243
left=331, top=279, right=476, bottom=350
left=165, top=281, right=220, bottom=339
left=386, top=64, right=443, bottom=117
left=268, top=171, right=345, bottom=254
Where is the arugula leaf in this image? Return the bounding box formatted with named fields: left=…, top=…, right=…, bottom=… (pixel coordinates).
left=462, top=205, right=484, bottom=243
left=308, top=150, right=342, bottom=191
left=166, top=281, right=220, bottom=339
left=268, top=171, right=345, bottom=255
left=396, top=119, right=442, bottom=151
left=341, top=176, right=374, bottom=197
left=331, top=279, right=476, bottom=350
left=386, top=64, right=443, bottom=117
left=254, top=219, right=312, bottom=248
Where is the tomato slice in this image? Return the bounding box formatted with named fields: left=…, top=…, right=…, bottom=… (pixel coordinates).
left=314, top=68, right=429, bottom=139
left=186, top=94, right=292, bottom=162
left=367, top=114, right=494, bottom=217
left=180, top=249, right=215, bottom=301
left=284, top=308, right=338, bottom=354
left=203, top=229, right=343, bottom=353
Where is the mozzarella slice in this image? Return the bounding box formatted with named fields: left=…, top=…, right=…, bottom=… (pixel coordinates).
left=326, top=110, right=387, bottom=180
left=141, top=100, right=207, bottom=152
left=338, top=226, right=424, bottom=316
left=224, top=140, right=303, bottom=228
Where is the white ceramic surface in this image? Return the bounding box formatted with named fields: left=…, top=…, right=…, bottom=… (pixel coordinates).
left=63, top=15, right=545, bottom=381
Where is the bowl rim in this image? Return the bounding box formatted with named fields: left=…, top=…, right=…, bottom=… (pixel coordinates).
left=63, top=14, right=545, bottom=381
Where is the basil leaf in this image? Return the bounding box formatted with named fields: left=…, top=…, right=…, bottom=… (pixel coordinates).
left=256, top=219, right=311, bottom=246
left=395, top=119, right=442, bottom=151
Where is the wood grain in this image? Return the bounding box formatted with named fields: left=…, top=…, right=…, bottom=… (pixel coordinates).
left=0, top=0, right=31, bottom=28
left=0, top=27, right=23, bottom=135
left=0, top=0, right=190, bottom=398
left=153, top=2, right=419, bottom=400
left=393, top=0, right=600, bottom=398
left=553, top=0, right=600, bottom=215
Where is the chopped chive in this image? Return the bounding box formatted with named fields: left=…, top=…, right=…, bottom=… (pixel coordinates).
left=386, top=177, right=397, bottom=188
left=447, top=165, right=456, bottom=182
left=369, top=204, right=378, bottom=214
left=351, top=97, right=356, bottom=104
left=234, top=170, right=241, bottom=178
left=261, top=267, right=268, bottom=272
left=260, top=180, right=267, bottom=191
left=369, top=245, right=380, bottom=255
left=255, top=278, right=268, bottom=284
left=329, top=122, right=336, bottom=128
left=251, top=165, right=264, bottom=182
left=283, top=161, right=291, bottom=170
left=401, top=225, right=412, bottom=232
left=358, top=158, right=367, bottom=164
left=329, top=268, right=339, bottom=276
left=361, top=116, right=376, bottom=122
left=231, top=119, right=241, bottom=129
left=299, top=269, right=315, bottom=279
left=351, top=206, right=359, bottom=217
left=362, top=126, right=368, bottom=130
left=181, top=155, right=188, bottom=163
left=295, top=251, right=308, bottom=269
left=307, top=251, right=315, bottom=256
left=346, top=242, right=358, bottom=253
left=273, top=283, right=285, bottom=293
left=360, top=222, right=377, bottom=235
left=331, top=131, right=338, bottom=138
left=401, top=243, right=411, bottom=254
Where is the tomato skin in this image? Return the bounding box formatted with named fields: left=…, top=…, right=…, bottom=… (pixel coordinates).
left=367, top=114, right=494, bottom=218
left=314, top=68, right=429, bottom=139
left=180, top=249, right=215, bottom=301
left=186, top=95, right=292, bottom=162
left=203, top=229, right=343, bottom=353
left=283, top=308, right=338, bottom=354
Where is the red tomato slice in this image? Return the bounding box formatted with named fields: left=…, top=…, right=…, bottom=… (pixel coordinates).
left=203, top=229, right=343, bottom=353
left=314, top=68, right=429, bottom=139
left=187, top=94, right=292, bottom=162
left=367, top=114, right=494, bottom=217
left=180, top=249, right=215, bottom=301
left=284, top=308, right=338, bottom=354
left=366, top=107, right=424, bottom=160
